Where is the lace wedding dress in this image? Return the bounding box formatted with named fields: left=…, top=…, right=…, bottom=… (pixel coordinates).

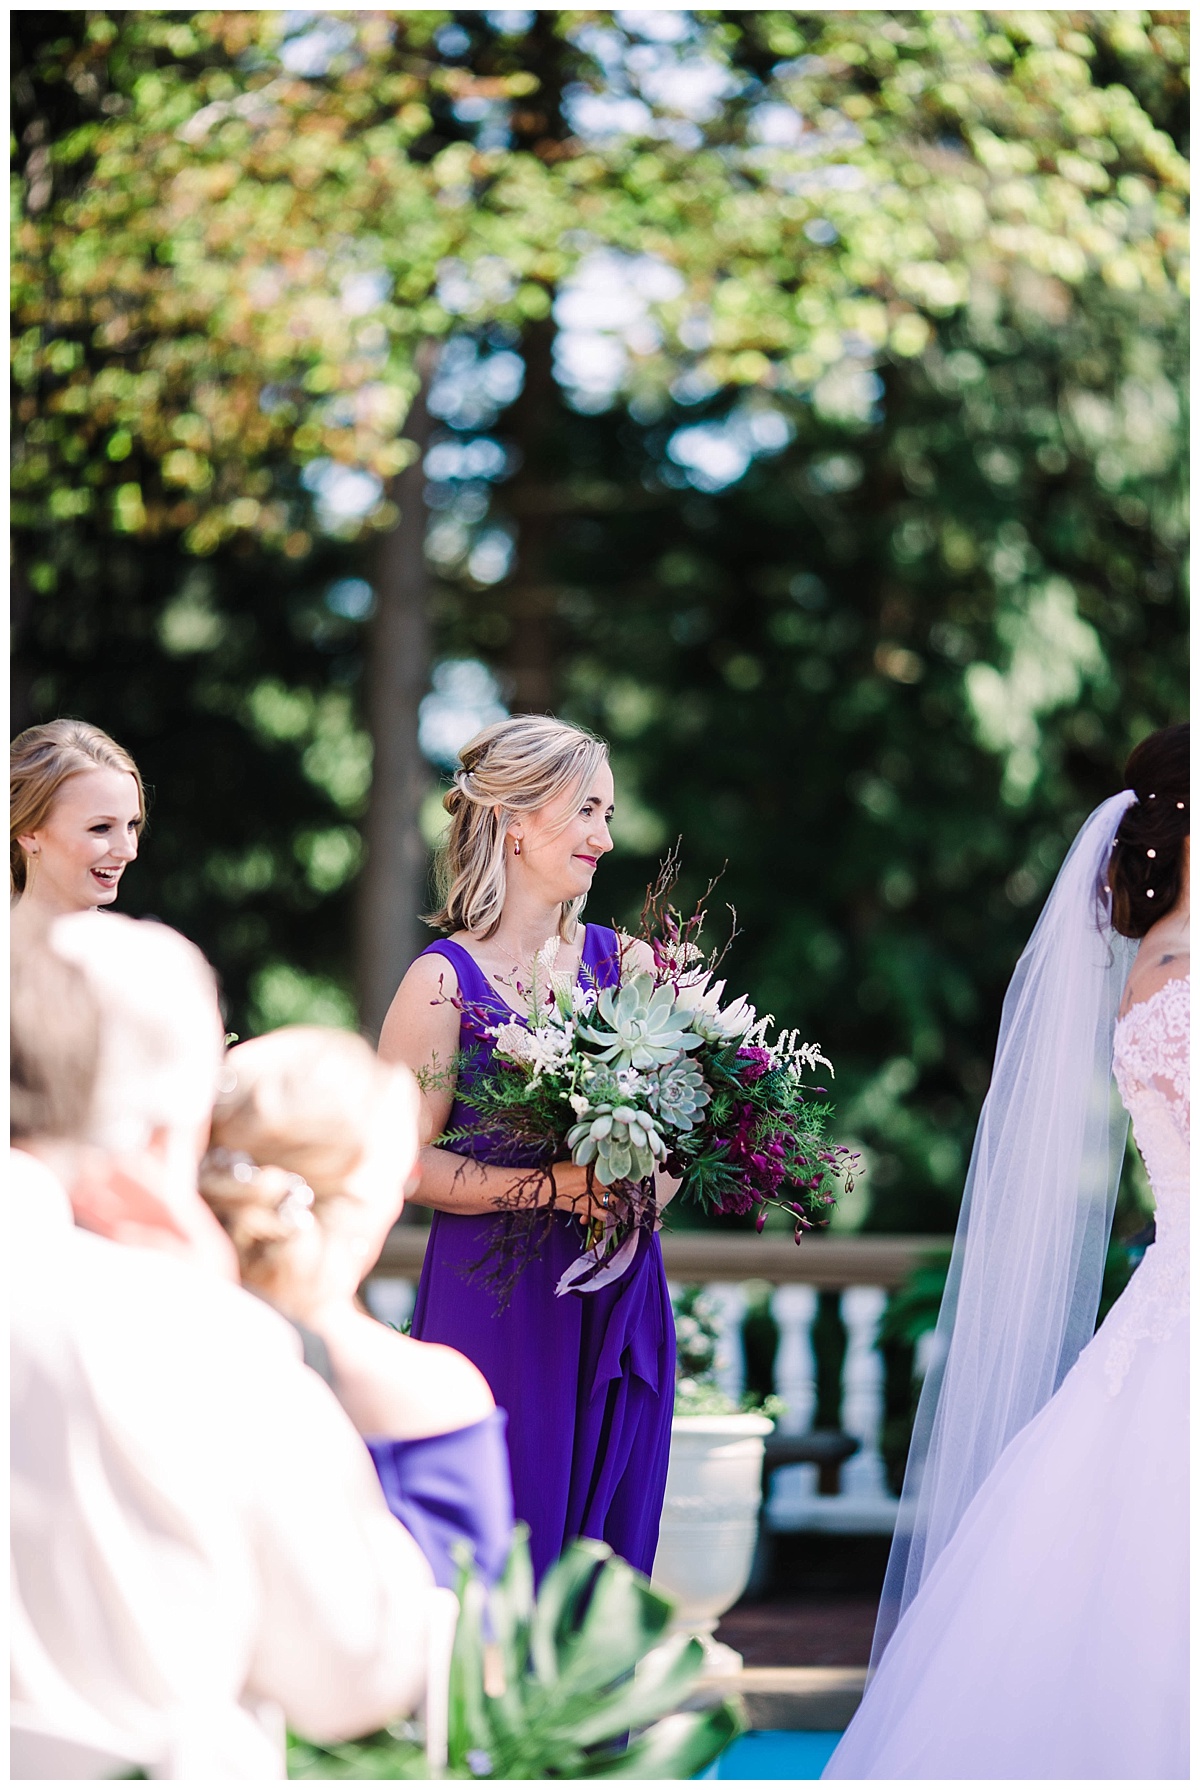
left=825, top=976, right=1189, bottom=1780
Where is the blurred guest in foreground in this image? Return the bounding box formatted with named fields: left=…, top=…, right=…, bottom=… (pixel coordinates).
left=11, top=917, right=452, bottom=1781
left=10, top=719, right=145, bottom=943
left=200, top=1026, right=514, bottom=1591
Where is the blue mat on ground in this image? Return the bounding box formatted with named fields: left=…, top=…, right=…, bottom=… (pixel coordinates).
left=697, top=1729, right=843, bottom=1779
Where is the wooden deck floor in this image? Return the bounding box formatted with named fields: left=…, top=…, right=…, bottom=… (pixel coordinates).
left=715, top=1594, right=879, bottom=1668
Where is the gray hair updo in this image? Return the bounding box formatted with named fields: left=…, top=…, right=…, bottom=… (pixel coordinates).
left=425, top=714, right=609, bottom=940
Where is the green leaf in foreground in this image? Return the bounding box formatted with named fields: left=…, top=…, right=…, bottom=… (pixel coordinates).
left=287, top=1526, right=742, bottom=1779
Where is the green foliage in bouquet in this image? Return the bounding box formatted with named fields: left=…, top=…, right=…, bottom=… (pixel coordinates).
left=287, top=1526, right=742, bottom=1780
left=665, top=1038, right=845, bottom=1227
left=430, top=1051, right=574, bottom=1170
left=427, top=856, right=859, bottom=1277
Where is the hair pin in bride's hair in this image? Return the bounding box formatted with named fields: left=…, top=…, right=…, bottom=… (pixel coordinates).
left=203, top=1146, right=258, bottom=1183
left=1146, top=889, right=1155, bottom=899
left=203, top=1148, right=315, bottom=1229
left=276, top=1175, right=316, bottom=1232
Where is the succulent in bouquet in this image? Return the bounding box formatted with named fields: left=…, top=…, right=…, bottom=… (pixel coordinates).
left=432, top=851, right=858, bottom=1299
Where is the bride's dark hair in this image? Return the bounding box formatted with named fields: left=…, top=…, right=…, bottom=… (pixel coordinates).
left=1107, top=722, right=1189, bottom=939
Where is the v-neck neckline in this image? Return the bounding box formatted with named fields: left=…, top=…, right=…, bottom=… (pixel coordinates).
left=454, top=927, right=591, bottom=1024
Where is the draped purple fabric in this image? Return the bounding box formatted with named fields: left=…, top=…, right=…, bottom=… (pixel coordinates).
left=366, top=1409, right=514, bottom=1590
left=409, top=925, right=675, bottom=1582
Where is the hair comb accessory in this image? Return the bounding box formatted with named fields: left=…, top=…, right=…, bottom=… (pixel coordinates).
left=203, top=1145, right=257, bottom=1182
left=276, top=1174, right=316, bottom=1232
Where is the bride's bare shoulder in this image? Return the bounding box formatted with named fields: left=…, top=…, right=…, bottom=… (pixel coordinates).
left=1119, top=940, right=1190, bottom=1020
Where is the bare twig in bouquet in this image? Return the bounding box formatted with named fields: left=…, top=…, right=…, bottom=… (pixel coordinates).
left=633, top=841, right=740, bottom=994
left=458, top=1168, right=654, bottom=1312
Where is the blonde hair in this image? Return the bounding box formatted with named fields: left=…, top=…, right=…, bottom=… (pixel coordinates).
left=426, top=715, right=609, bottom=939
left=199, top=1025, right=416, bottom=1295
left=11, top=719, right=146, bottom=895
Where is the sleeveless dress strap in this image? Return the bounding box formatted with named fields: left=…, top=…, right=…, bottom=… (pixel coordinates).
left=419, top=938, right=489, bottom=999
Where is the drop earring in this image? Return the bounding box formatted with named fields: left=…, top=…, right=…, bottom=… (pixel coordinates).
left=513, top=839, right=521, bottom=856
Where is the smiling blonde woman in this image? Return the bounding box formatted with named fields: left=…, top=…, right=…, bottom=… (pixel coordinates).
left=380, top=713, right=676, bottom=1583
left=11, top=719, right=146, bottom=938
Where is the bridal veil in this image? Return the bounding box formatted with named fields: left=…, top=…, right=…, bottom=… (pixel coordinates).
left=871, top=789, right=1139, bottom=1664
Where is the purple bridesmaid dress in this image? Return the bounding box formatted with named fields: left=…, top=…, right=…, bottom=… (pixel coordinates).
left=409, top=923, right=676, bottom=1583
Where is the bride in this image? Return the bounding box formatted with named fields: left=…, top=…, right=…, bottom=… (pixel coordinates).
left=825, top=722, right=1188, bottom=1781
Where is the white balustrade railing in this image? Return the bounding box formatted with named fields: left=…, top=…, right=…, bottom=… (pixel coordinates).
left=771, top=1283, right=818, bottom=1436
left=369, top=1228, right=951, bottom=1535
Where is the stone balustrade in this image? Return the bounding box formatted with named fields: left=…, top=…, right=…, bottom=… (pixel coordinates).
left=365, top=1226, right=951, bottom=1535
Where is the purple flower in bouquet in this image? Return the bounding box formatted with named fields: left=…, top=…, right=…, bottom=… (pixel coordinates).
left=716, top=1104, right=790, bottom=1212
left=735, top=1045, right=773, bottom=1083
left=748, top=1134, right=788, bottom=1200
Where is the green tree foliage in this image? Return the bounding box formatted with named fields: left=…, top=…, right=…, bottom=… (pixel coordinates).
left=12, top=11, right=1188, bottom=1229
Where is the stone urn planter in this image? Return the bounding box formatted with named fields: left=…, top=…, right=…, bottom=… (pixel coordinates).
left=651, top=1412, right=775, bottom=1675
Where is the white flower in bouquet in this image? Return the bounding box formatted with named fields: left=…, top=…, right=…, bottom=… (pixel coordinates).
left=492, top=1020, right=539, bottom=1066
left=576, top=972, right=703, bottom=1071
left=526, top=1026, right=575, bottom=1080
left=776, top=1030, right=834, bottom=1079
left=528, top=935, right=580, bottom=1019
left=675, top=974, right=757, bottom=1045
left=492, top=1013, right=575, bottom=1083
left=646, top=933, right=703, bottom=986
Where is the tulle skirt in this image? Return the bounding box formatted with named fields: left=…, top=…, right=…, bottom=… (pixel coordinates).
left=824, top=1309, right=1188, bottom=1780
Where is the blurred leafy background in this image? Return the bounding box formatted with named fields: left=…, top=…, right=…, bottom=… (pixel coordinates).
left=12, top=9, right=1188, bottom=1245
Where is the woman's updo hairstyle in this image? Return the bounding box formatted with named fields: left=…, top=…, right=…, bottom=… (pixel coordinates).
left=199, top=1025, right=414, bottom=1295
left=426, top=714, right=609, bottom=940
left=1107, top=722, right=1189, bottom=939
left=11, top=718, right=146, bottom=894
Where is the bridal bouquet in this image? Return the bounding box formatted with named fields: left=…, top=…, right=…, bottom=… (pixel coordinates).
left=442, top=867, right=858, bottom=1297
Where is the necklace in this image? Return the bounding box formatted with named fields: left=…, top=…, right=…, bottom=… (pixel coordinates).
left=467, top=930, right=584, bottom=1009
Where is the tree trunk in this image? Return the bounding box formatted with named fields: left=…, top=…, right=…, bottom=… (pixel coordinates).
left=495, top=11, right=570, bottom=715
left=501, top=315, right=559, bottom=713
left=10, top=557, right=37, bottom=735
left=356, top=342, right=437, bottom=1039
